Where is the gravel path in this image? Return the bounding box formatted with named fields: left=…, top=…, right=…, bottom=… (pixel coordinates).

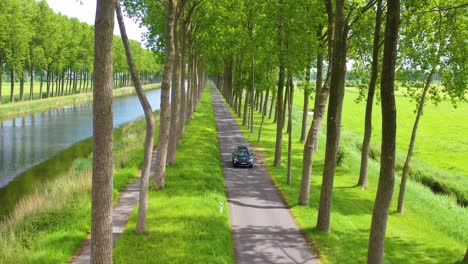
left=212, top=86, right=318, bottom=264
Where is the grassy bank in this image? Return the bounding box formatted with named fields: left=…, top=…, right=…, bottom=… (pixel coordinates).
left=0, top=111, right=159, bottom=263
left=113, top=84, right=234, bottom=264
left=226, top=90, right=467, bottom=263
left=0, top=83, right=160, bottom=121
left=294, top=87, right=468, bottom=205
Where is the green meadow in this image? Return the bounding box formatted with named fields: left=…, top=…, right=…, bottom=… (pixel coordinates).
left=294, top=86, right=468, bottom=205
left=228, top=87, right=467, bottom=263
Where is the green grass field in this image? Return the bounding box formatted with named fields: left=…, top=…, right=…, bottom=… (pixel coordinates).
left=113, top=84, right=234, bottom=264
left=228, top=88, right=467, bottom=263
left=0, top=110, right=159, bottom=263
left=294, top=87, right=468, bottom=205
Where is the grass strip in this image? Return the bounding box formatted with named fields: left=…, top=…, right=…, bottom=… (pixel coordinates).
left=113, top=84, right=235, bottom=264
left=224, top=90, right=467, bottom=264
left=0, top=110, right=160, bottom=263
left=0, top=83, right=160, bottom=121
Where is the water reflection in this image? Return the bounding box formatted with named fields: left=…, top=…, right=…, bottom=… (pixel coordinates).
left=0, top=89, right=161, bottom=188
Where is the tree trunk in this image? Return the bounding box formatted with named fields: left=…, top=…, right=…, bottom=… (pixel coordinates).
left=153, top=0, right=177, bottom=189
left=250, top=54, right=255, bottom=134
left=397, top=67, right=434, bottom=213
left=46, top=69, right=51, bottom=98
left=243, top=85, right=250, bottom=126
left=39, top=70, right=44, bottom=99
left=300, top=67, right=311, bottom=142
left=358, top=0, right=383, bottom=188
left=10, top=67, right=15, bottom=103
left=19, top=72, right=25, bottom=101
left=367, top=0, right=399, bottom=262
left=167, top=9, right=182, bottom=165
left=29, top=66, right=34, bottom=100
left=258, top=87, right=269, bottom=142
left=116, top=2, right=155, bottom=233
left=91, top=0, right=115, bottom=262
left=0, top=51, right=3, bottom=102
left=282, top=79, right=289, bottom=131
left=179, top=26, right=187, bottom=138
left=287, top=74, right=294, bottom=185
left=298, top=3, right=333, bottom=207
left=274, top=0, right=285, bottom=167
left=269, top=91, right=275, bottom=119
left=317, top=0, right=347, bottom=232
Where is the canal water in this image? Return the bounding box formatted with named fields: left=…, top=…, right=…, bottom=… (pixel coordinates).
left=0, top=89, right=161, bottom=189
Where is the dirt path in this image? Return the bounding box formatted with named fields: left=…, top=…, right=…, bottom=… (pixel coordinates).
left=70, top=150, right=157, bottom=264
left=212, top=86, right=318, bottom=264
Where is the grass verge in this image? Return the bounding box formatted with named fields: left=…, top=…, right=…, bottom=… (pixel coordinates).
left=0, top=110, right=159, bottom=263
left=113, top=84, right=234, bottom=264
left=225, top=88, right=467, bottom=263
left=0, top=83, right=160, bottom=121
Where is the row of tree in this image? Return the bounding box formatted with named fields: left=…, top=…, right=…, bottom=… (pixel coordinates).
left=87, top=0, right=466, bottom=263
left=90, top=0, right=207, bottom=262
left=0, top=0, right=160, bottom=104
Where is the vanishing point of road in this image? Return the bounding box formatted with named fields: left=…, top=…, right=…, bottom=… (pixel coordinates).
left=212, top=86, right=318, bottom=264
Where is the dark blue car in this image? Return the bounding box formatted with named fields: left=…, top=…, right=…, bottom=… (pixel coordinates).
left=232, top=146, right=254, bottom=168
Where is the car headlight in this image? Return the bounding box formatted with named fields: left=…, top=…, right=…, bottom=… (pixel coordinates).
left=234, top=158, right=238, bottom=162
left=249, top=158, right=253, bottom=163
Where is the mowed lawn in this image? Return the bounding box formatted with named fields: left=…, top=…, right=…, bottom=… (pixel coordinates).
left=227, top=86, right=467, bottom=263
left=113, top=84, right=234, bottom=264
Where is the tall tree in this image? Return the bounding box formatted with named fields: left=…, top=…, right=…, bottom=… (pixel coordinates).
left=367, top=0, right=399, bottom=262
left=273, top=0, right=285, bottom=167
left=115, top=1, right=155, bottom=233
left=316, top=0, right=347, bottom=232
left=91, top=0, right=115, bottom=262
left=358, top=0, right=383, bottom=188
left=153, top=0, right=177, bottom=189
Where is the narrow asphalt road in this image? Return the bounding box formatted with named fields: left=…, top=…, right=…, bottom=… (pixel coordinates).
left=212, top=86, right=318, bottom=264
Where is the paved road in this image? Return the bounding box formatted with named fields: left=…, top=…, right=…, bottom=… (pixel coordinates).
left=212, top=86, right=318, bottom=264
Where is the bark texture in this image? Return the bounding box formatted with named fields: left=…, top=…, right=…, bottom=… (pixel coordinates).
left=367, top=0, right=399, bottom=262
left=153, top=0, right=177, bottom=189
left=317, top=0, right=347, bottom=232
left=300, top=67, right=311, bottom=142
left=116, top=2, right=155, bottom=233
left=274, top=0, right=285, bottom=167
left=286, top=74, right=294, bottom=185
left=358, top=0, right=383, bottom=188
left=91, top=0, right=115, bottom=262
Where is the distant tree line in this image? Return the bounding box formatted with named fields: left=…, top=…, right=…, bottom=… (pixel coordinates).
left=0, top=0, right=161, bottom=104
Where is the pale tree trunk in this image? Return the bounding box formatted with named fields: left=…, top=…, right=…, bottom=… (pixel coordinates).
left=274, top=0, right=285, bottom=167
left=0, top=51, right=3, bottom=102
left=397, top=67, right=434, bottom=213
left=298, top=2, right=333, bottom=206
left=153, top=0, right=176, bottom=189
left=269, top=91, right=275, bottom=119
left=317, top=0, right=347, bottom=232
left=167, top=9, right=182, bottom=165
left=39, top=70, right=44, bottom=99
left=10, top=67, right=15, bottom=103
left=30, top=65, right=34, bottom=100
left=116, top=2, right=155, bottom=234
left=250, top=54, right=255, bottom=134
left=179, top=27, right=187, bottom=138
left=19, top=72, right=25, bottom=101
left=367, top=0, right=399, bottom=262
left=286, top=74, right=294, bottom=185
left=358, top=0, right=383, bottom=188
left=243, top=86, right=249, bottom=126
left=300, top=67, right=311, bottom=142
left=186, top=39, right=193, bottom=121
left=257, top=87, right=269, bottom=142
left=91, top=0, right=115, bottom=262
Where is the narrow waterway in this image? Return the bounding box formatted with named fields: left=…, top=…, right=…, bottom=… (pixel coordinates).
left=0, top=89, right=161, bottom=189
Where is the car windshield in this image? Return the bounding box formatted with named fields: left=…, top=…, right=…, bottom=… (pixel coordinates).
left=235, top=149, right=250, bottom=157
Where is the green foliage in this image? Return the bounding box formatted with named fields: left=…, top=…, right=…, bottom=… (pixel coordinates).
left=113, top=85, right=234, bottom=264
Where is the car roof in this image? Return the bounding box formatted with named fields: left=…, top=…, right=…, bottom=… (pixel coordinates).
left=235, top=146, right=249, bottom=150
